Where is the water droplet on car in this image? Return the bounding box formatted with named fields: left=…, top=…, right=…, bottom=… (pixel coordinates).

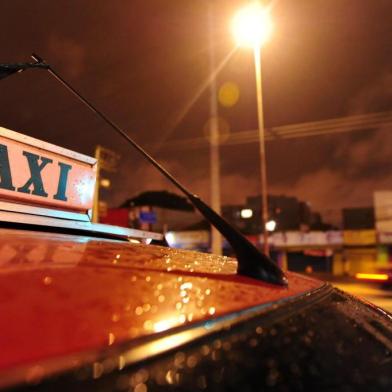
left=108, top=332, right=115, bottom=345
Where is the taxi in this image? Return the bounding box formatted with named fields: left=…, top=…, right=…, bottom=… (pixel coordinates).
left=1, top=127, right=392, bottom=391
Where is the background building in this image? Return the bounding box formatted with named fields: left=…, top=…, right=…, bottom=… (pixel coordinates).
left=222, top=194, right=332, bottom=234
left=101, top=190, right=392, bottom=277
left=101, top=191, right=199, bottom=233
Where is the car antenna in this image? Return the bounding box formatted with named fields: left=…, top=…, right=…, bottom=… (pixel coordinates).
left=31, top=53, right=288, bottom=286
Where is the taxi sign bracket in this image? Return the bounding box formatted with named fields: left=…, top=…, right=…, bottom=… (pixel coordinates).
left=0, top=208, right=162, bottom=242
left=0, top=200, right=90, bottom=222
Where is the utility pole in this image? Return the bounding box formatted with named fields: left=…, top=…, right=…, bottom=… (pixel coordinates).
left=208, top=1, right=222, bottom=255
left=254, top=47, right=270, bottom=256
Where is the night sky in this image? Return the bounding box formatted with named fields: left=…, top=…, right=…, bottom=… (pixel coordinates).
left=0, top=0, right=391, bottom=225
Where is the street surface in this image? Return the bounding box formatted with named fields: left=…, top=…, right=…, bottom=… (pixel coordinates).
left=331, top=280, right=392, bottom=313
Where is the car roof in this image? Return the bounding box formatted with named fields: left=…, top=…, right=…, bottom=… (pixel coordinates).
left=0, top=227, right=323, bottom=379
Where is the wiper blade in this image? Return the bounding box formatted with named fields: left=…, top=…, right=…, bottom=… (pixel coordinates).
left=31, top=53, right=288, bottom=286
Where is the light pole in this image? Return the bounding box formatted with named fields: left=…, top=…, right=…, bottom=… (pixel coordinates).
left=208, top=1, right=222, bottom=255
left=232, top=2, right=273, bottom=255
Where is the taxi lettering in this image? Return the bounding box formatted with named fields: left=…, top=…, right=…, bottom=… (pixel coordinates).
left=0, top=144, right=72, bottom=201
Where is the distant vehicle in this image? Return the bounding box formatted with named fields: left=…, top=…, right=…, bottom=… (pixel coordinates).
left=1, top=127, right=392, bottom=391
left=355, top=270, right=392, bottom=289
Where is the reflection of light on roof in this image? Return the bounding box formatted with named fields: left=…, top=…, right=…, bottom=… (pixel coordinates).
left=124, top=329, right=195, bottom=365
left=180, top=282, right=192, bottom=290
left=355, top=273, right=389, bottom=281
left=153, top=318, right=178, bottom=333
left=75, top=176, right=95, bottom=205
left=165, top=232, right=176, bottom=247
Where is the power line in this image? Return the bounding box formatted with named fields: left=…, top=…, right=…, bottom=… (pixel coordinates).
left=159, top=111, right=392, bottom=151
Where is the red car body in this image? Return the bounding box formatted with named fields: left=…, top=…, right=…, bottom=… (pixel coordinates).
left=0, top=228, right=322, bottom=387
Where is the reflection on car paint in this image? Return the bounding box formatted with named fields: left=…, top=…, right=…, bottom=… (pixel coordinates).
left=0, top=228, right=321, bottom=385
left=13, top=290, right=392, bottom=391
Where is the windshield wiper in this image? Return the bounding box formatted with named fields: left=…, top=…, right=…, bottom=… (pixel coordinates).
left=28, top=53, right=288, bottom=286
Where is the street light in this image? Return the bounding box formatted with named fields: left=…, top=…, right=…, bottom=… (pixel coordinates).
left=232, top=2, right=273, bottom=48
left=266, top=219, right=277, bottom=232
left=232, top=2, right=273, bottom=255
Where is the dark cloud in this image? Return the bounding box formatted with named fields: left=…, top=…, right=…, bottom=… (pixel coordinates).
left=331, top=125, right=392, bottom=180
left=348, top=71, right=392, bottom=114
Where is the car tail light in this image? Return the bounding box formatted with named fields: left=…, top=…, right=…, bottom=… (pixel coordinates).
left=355, top=273, right=389, bottom=281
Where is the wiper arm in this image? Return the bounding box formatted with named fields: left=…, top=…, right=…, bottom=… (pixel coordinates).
left=31, top=53, right=288, bottom=286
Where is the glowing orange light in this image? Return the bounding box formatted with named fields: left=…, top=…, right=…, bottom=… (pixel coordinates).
left=355, top=273, right=389, bottom=281
left=232, top=2, right=273, bottom=48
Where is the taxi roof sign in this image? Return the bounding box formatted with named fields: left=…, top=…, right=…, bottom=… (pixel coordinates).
left=0, top=127, right=163, bottom=242
left=0, top=126, right=96, bottom=217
